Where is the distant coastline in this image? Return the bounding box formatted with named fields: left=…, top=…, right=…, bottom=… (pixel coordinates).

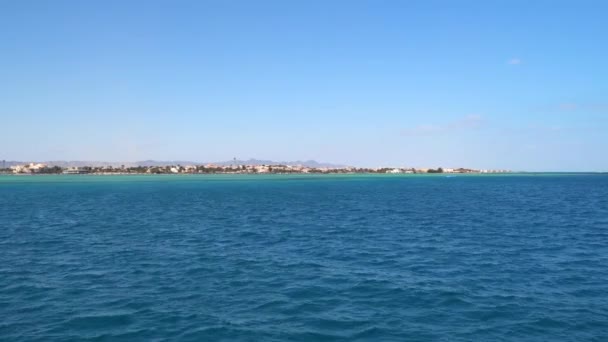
left=1, top=162, right=510, bottom=175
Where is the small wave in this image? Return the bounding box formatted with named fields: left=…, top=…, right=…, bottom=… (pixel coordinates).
left=62, top=312, right=134, bottom=331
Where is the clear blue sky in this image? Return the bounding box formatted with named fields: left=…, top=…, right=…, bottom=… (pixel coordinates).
left=1, top=0, right=607, bottom=171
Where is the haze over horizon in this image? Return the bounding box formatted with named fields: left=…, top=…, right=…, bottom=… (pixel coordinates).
left=1, top=1, right=607, bottom=172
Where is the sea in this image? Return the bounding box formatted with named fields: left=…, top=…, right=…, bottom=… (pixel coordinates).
left=1, top=174, right=607, bottom=341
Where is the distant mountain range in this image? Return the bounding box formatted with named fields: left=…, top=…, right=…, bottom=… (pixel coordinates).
left=2, top=159, right=349, bottom=168
left=132, top=159, right=348, bottom=168
left=211, top=159, right=348, bottom=168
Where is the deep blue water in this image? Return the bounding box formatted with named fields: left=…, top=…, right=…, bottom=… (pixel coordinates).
left=1, top=174, right=608, bottom=341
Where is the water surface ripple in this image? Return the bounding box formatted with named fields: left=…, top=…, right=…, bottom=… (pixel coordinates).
left=1, top=174, right=608, bottom=341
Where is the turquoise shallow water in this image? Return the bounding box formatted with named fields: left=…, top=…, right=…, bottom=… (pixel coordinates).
left=1, top=174, right=608, bottom=341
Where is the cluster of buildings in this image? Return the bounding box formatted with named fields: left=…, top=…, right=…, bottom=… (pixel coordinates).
left=3, top=163, right=510, bottom=175
left=385, top=167, right=510, bottom=174
left=71, top=164, right=360, bottom=174
left=6, top=163, right=54, bottom=174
